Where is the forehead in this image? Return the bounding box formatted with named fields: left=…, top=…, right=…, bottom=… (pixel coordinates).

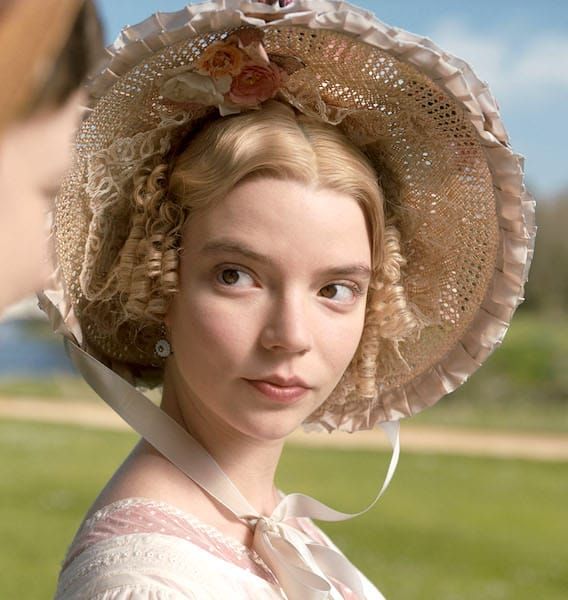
left=182, top=177, right=371, bottom=267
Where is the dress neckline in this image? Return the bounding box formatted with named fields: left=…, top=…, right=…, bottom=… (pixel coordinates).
left=64, top=496, right=358, bottom=598
left=80, top=493, right=313, bottom=563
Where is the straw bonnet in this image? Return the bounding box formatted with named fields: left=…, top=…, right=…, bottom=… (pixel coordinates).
left=41, top=0, right=535, bottom=433
left=0, top=0, right=84, bottom=133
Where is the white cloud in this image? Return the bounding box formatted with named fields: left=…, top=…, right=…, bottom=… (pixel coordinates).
left=428, top=18, right=568, bottom=104
left=516, top=34, right=568, bottom=87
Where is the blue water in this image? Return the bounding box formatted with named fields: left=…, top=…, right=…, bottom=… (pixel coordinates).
left=0, top=320, right=76, bottom=376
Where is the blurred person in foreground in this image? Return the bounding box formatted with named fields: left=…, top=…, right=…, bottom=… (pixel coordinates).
left=0, top=0, right=103, bottom=313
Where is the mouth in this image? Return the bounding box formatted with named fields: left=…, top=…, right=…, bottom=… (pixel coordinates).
left=243, top=378, right=311, bottom=403
left=251, top=374, right=311, bottom=388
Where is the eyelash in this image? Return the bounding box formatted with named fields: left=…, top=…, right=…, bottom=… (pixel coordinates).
left=214, top=266, right=365, bottom=303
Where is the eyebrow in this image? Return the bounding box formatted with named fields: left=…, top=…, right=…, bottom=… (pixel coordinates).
left=200, top=239, right=372, bottom=279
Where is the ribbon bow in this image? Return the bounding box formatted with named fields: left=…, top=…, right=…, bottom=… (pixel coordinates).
left=64, top=338, right=399, bottom=599
left=247, top=513, right=366, bottom=598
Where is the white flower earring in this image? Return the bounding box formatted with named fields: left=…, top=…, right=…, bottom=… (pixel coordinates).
left=154, top=326, right=172, bottom=358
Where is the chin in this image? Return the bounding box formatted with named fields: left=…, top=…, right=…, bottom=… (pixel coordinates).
left=238, top=414, right=304, bottom=443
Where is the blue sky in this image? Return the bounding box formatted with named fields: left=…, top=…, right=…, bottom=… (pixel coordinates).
left=97, top=0, right=568, bottom=199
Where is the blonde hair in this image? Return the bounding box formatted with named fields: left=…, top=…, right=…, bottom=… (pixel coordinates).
left=83, top=100, right=419, bottom=398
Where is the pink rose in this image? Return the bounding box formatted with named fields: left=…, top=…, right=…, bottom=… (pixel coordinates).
left=228, top=63, right=285, bottom=107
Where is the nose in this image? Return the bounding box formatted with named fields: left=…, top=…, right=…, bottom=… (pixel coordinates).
left=259, top=292, right=313, bottom=355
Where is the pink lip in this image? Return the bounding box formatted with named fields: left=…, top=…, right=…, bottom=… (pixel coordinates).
left=244, top=379, right=310, bottom=403
left=255, top=374, right=311, bottom=388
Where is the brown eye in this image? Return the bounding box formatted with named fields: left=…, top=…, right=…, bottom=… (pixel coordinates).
left=221, top=269, right=240, bottom=284
left=320, top=284, right=338, bottom=299
left=216, top=268, right=254, bottom=287
left=319, top=283, right=361, bottom=304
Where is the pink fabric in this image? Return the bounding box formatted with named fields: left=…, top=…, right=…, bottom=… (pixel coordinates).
left=61, top=497, right=359, bottom=598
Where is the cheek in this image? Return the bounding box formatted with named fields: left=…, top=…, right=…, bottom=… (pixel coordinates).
left=170, top=287, right=254, bottom=374
left=0, top=176, right=51, bottom=290
left=319, top=305, right=366, bottom=375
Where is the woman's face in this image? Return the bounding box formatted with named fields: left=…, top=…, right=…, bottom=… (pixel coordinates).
left=0, top=91, right=83, bottom=310
left=166, top=176, right=372, bottom=442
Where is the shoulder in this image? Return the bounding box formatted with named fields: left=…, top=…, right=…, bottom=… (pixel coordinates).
left=84, top=440, right=202, bottom=520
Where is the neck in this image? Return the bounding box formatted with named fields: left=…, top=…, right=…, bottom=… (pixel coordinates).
left=160, top=364, right=286, bottom=516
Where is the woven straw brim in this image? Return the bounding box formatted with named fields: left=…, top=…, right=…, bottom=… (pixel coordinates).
left=41, top=0, right=535, bottom=433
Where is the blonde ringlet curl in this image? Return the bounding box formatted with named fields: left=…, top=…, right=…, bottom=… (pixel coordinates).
left=115, top=163, right=185, bottom=321
left=81, top=159, right=186, bottom=343
left=83, top=99, right=420, bottom=395
left=355, top=224, right=420, bottom=399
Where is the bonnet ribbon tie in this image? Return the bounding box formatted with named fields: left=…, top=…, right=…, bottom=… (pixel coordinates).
left=65, top=338, right=399, bottom=600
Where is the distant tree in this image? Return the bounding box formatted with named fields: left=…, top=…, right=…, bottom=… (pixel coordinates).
left=523, top=191, right=568, bottom=313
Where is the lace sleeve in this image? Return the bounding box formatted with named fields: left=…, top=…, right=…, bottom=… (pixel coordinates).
left=89, top=584, right=192, bottom=600
left=56, top=532, right=285, bottom=600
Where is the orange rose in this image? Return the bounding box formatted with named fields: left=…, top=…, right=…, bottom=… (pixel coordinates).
left=196, top=42, right=244, bottom=78
left=228, top=63, right=285, bottom=107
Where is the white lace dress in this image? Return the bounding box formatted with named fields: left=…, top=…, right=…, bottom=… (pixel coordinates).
left=55, top=497, right=385, bottom=599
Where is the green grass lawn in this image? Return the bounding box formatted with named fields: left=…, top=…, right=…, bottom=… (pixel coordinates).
left=1, top=420, right=566, bottom=599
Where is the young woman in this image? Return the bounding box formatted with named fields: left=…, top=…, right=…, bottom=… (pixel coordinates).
left=41, top=1, right=535, bottom=598
left=0, top=0, right=103, bottom=313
